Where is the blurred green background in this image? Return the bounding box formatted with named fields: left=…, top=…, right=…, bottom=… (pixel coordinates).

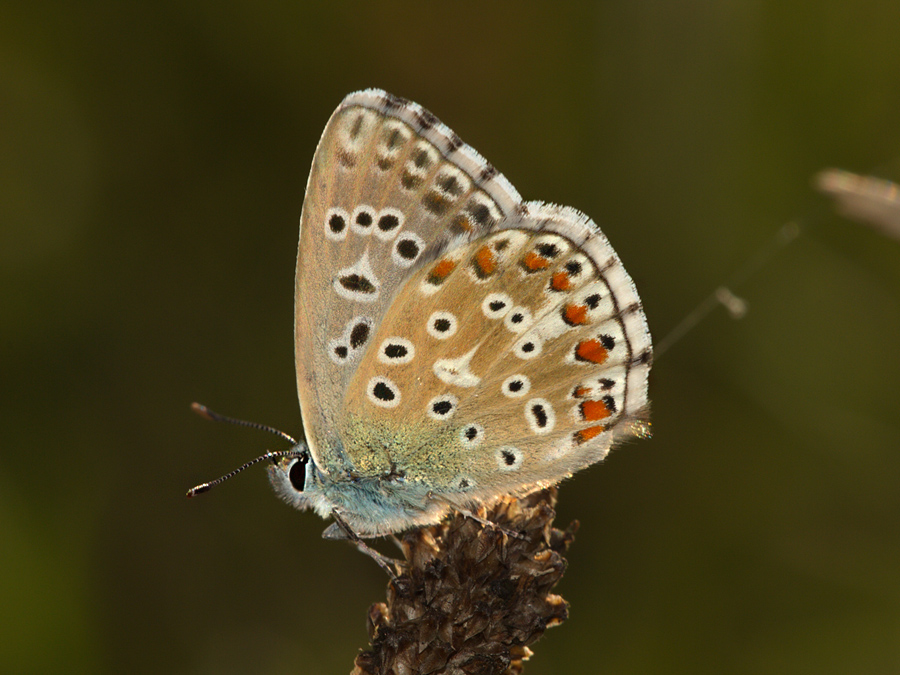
left=2, top=2, right=899, bottom=673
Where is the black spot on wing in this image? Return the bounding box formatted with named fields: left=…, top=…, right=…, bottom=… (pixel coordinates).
left=350, top=322, right=370, bottom=349
left=536, top=243, right=559, bottom=258
left=378, top=213, right=400, bottom=232
left=372, top=382, right=396, bottom=402
left=328, top=213, right=346, bottom=234
left=339, top=274, right=376, bottom=294
left=396, top=238, right=420, bottom=260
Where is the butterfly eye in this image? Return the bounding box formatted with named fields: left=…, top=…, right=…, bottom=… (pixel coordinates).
left=288, top=455, right=309, bottom=492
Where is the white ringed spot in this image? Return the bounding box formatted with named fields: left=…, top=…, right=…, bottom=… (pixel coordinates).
left=481, top=292, right=513, bottom=319
left=350, top=205, right=376, bottom=235
left=525, top=398, right=555, bottom=434
left=504, top=306, right=532, bottom=333
left=337, top=108, right=377, bottom=150
left=427, top=311, right=458, bottom=339
left=458, top=423, right=485, bottom=448
left=501, top=374, right=531, bottom=398
left=374, top=207, right=404, bottom=240
left=407, top=141, right=438, bottom=174
left=392, top=232, right=425, bottom=267
left=375, top=121, right=410, bottom=170
left=427, top=394, right=459, bottom=420
left=514, top=336, right=542, bottom=359
left=366, top=376, right=401, bottom=408
left=497, top=446, right=523, bottom=471
left=377, top=337, right=415, bottom=365
left=326, top=316, right=373, bottom=364
left=327, top=338, right=350, bottom=364
left=334, top=251, right=380, bottom=303
left=324, top=207, right=350, bottom=241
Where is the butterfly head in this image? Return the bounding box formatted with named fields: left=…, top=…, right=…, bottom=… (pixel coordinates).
left=267, top=443, right=321, bottom=513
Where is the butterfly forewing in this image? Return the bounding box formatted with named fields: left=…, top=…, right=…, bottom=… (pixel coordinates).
left=295, top=91, right=524, bottom=475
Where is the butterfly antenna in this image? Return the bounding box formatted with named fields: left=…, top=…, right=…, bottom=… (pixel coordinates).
left=186, top=449, right=304, bottom=497
left=191, top=402, right=298, bottom=445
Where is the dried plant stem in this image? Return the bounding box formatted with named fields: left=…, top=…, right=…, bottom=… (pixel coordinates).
left=352, top=488, right=577, bottom=675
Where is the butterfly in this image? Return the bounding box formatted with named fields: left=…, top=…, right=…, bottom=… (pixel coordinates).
left=203, top=89, right=652, bottom=542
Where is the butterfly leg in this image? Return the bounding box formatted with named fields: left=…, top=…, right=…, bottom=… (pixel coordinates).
left=423, top=491, right=525, bottom=540
left=453, top=506, right=526, bottom=540
left=325, top=509, right=401, bottom=579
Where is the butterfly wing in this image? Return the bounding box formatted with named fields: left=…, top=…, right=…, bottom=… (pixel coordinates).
left=295, top=90, right=524, bottom=476
left=339, top=203, right=652, bottom=505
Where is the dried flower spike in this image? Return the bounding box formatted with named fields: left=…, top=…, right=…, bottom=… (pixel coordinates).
left=352, top=488, right=577, bottom=675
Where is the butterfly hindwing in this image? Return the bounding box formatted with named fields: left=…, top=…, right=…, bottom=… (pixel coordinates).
left=339, top=203, right=651, bottom=505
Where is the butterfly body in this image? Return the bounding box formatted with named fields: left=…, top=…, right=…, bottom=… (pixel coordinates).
left=267, top=90, right=652, bottom=537
left=270, top=454, right=450, bottom=535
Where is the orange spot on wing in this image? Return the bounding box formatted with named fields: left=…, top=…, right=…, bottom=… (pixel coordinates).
left=563, top=304, right=589, bottom=326
left=575, top=425, right=607, bottom=444
left=454, top=214, right=474, bottom=232
left=551, top=271, right=571, bottom=291
left=523, top=251, right=550, bottom=270
left=428, top=258, right=457, bottom=283
left=572, top=385, right=591, bottom=398
left=434, top=259, right=456, bottom=277
left=575, top=339, right=608, bottom=364
left=424, top=191, right=451, bottom=215
left=580, top=399, right=611, bottom=422
left=474, top=245, right=497, bottom=275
